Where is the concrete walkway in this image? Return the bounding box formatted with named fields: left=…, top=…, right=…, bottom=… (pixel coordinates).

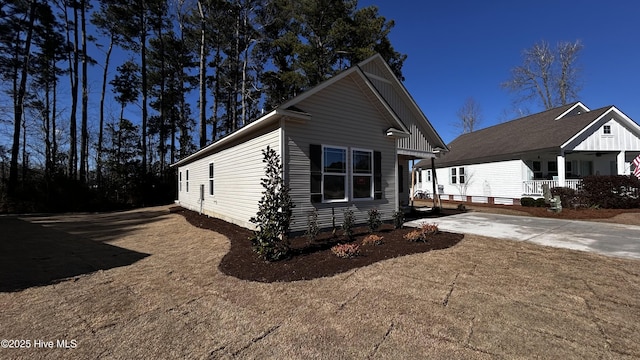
left=406, top=212, right=640, bottom=260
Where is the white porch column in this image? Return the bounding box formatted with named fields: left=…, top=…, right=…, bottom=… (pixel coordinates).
left=557, top=153, right=566, bottom=187
left=617, top=151, right=626, bottom=175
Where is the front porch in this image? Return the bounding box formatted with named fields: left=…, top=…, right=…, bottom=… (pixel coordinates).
left=522, top=179, right=582, bottom=196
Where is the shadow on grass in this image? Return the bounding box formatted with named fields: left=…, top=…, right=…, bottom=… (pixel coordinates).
left=0, top=216, right=151, bottom=292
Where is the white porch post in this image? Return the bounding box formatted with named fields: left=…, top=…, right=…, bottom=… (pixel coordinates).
left=617, top=151, right=626, bottom=175
left=557, top=153, right=566, bottom=187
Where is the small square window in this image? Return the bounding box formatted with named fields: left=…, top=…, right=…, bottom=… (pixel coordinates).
left=603, top=125, right=611, bottom=134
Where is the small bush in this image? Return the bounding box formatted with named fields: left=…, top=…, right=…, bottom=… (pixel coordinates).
left=404, top=223, right=439, bottom=242
left=551, top=187, right=584, bottom=208
left=367, top=208, right=382, bottom=233
left=521, top=197, right=535, bottom=207
left=534, top=198, right=547, bottom=207
left=342, top=209, right=356, bottom=240
left=305, top=209, right=319, bottom=242
left=392, top=210, right=404, bottom=229
left=362, top=234, right=384, bottom=246
left=331, top=243, right=360, bottom=258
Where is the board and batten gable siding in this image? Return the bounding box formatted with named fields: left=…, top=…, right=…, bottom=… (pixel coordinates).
left=177, top=123, right=281, bottom=229
left=568, top=115, right=640, bottom=152
left=285, top=72, right=398, bottom=232
left=433, top=160, right=525, bottom=200
left=359, top=60, right=437, bottom=154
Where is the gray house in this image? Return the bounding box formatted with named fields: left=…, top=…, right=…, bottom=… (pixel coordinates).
left=172, top=54, right=447, bottom=231
left=415, top=102, right=640, bottom=205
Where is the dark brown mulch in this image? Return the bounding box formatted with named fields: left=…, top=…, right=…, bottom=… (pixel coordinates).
left=174, top=208, right=464, bottom=283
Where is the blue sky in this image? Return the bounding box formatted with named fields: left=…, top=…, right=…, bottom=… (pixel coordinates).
left=358, top=0, right=640, bottom=143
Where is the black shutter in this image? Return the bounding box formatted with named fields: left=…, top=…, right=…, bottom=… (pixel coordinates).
left=374, top=151, right=382, bottom=199
left=310, top=144, right=322, bottom=203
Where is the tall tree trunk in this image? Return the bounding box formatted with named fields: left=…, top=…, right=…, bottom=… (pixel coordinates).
left=97, top=35, right=114, bottom=187
left=141, top=11, right=148, bottom=174
left=79, top=0, right=88, bottom=183
left=9, top=0, right=36, bottom=194
left=67, top=2, right=79, bottom=179
left=197, top=0, right=207, bottom=148
left=44, top=79, right=52, bottom=180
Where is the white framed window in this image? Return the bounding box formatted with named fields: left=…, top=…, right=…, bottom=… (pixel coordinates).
left=603, top=125, right=611, bottom=135
left=179, top=171, right=182, bottom=192
left=426, top=169, right=432, bottom=182
left=186, top=169, right=189, bottom=192
left=459, top=167, right=465, bottom=184
left=451, top=168, right=457, bottom=184
left=322, top=146, right=348, bottom=202
left=352, top=148, right=373, bottom=200
left=208, top=163, right=214, bottom=196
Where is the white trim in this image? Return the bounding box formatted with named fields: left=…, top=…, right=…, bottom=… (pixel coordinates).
left=351, top=147, right=374, bottom=201
left=561, top=106, right=640, bottom=149
left=321, top=145, right=349, bottom=203
left=554, top=101, right=590, bottom=120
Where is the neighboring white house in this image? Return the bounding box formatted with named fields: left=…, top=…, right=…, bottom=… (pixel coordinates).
left=172, top=54, right=448, bottom=231
left=415, top=102, right=640, bottom=205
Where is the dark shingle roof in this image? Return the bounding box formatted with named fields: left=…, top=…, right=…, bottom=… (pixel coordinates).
left=433, top=103, right=611, bottom=167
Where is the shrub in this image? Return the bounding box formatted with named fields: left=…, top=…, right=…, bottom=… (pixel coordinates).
left=521, top=197, right=535, bottom=207
left=581, top=175, right=640, bottom=209
left=249, top=146, right=295, bottom=261
left=305, top=209, right=319, bottom=242
left=392, top=210, right=404, bottom=229
left=367, top=208, right=382, bottom=233
left=551, top=187, right=584, bottom=208
left=331, top=243, right=360, bottom=258
left=534, top=198, right=547, bottom=207
left=342, top=209, right=356, bottom=240
left=362, top=234, right=384, bottom=246
left=404, top=223, right=439, bottom=242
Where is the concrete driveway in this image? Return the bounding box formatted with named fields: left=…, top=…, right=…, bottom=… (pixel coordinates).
left=406, top=212, right=640, bottom=260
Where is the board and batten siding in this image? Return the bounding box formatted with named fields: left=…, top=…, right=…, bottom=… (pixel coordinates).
left=432, top=160, right=525, bottom=200
left=285, top=72, right=398, bottom=232
left=177, top=124, right=281, bottom=229
left=569, top=116, right=640, bottom=152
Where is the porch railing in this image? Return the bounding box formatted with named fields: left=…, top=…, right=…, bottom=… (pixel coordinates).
left=522, top=179, right=582, bottom=196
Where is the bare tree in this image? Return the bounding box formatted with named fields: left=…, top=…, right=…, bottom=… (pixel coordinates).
left=502, top=40, right=583, bottom=110
left=455, top=97, right=482, bottom=134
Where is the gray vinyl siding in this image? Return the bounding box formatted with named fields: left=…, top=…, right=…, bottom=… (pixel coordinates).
left=177, top=124, right=281, bottom=229
left=286, top=72, right=397, bottom=232
left=359, top=60, right=439, bottom=154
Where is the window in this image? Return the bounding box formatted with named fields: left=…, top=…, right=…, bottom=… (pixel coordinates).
left=565, top=161, right=573, bottom=178
left=186, top=170, right=189, bottom=192
left=533, top=161, right=542, bottom=179
left=352, top=149, right=373, bottom=199
left=209, top=163, right=214, bottom=195
left=426, top=169, right=432, bottom=182
left=548, top=161, right=558, bottom=177
left=179, top=171, right=182, bottom=192
left=310, top=144, right=381, bottom=203
left=417, top=170, right=422, bottom=183
left=603, top=125, right=611, bottom=135
left=451, top=167, right=465, bottom=184
left=323, top=146, right=347, bottom=201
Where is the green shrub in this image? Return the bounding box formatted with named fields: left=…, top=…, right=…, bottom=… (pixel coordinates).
left=342, top=209, right=356, bottom=240
left=534, top=198, right=547, bottom=207
left=366, top=208, right=382, bottom=233
left=305, top=209, right=319, bottom=242
left=331, top=243, right=360, bottom=258
left=249, top=146, right=295, bottom=261
left=392, top=210, right=404, bottom=229
left=521, top=197, right=535, bottom=207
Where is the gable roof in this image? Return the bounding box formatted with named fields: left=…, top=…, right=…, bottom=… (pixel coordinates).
left=173, top=54, right=443, bottom=167
left=433, top=102, right=613, bottom=167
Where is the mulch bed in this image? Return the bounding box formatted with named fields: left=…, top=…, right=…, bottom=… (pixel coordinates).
left=174, top=208, right=464, bottom=283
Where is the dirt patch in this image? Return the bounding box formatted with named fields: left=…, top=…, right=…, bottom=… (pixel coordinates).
left=175, top=208, right=464, bottom=282
left=1, top=206, right=639, bottom=359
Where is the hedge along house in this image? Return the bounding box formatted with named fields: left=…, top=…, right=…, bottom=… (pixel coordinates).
left=414, top=102, right=640, bottom=205
left=171, top=54, right=447, bottom=231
